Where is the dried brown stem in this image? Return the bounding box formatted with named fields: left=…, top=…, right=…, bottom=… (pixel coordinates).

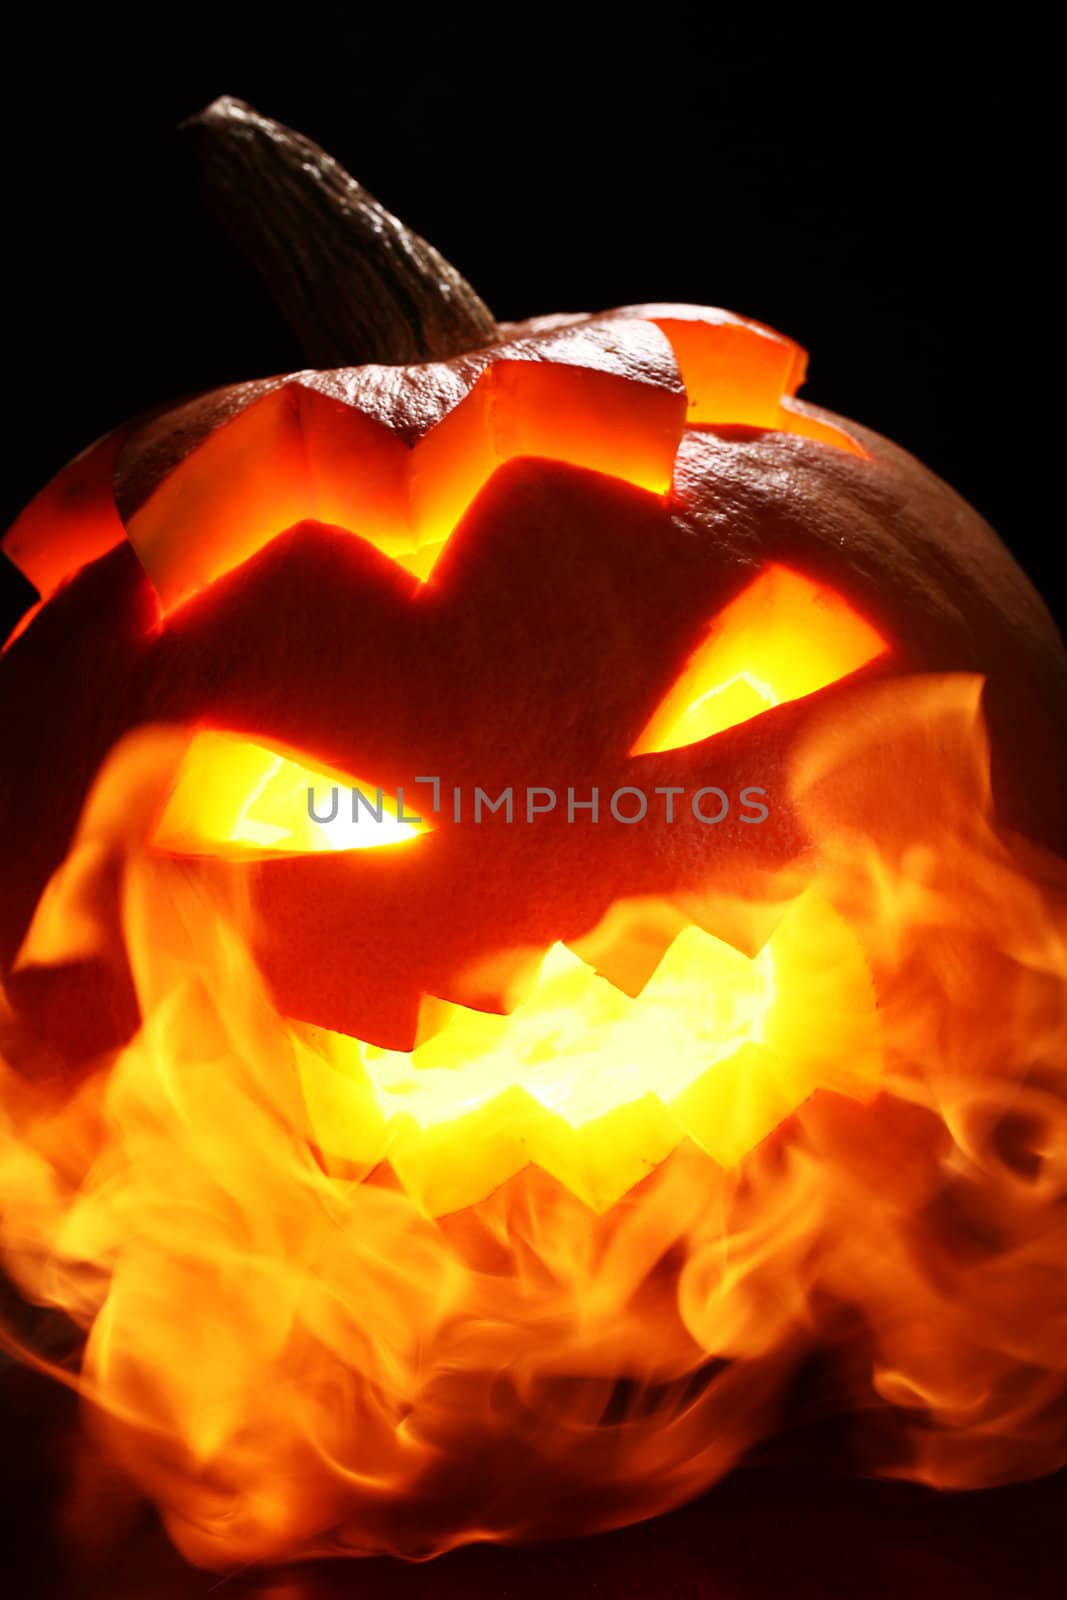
left=181, top=97, right=498, bottom=368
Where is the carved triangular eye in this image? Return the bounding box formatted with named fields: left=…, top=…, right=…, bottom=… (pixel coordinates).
left=632, top=564, right=887, bottom=755
left=152, top=731, right=432, bottom=860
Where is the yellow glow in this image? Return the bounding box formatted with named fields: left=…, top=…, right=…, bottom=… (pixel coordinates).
left=8, top=313, right=869, bottom=621
left=371, top=934, right=774, bottom=1124
left=632, top=564, right=887, bottom=754
left=152, top=730, right=429, bottom=859
left=127, top=359, right=687, bottom=609
left=298, top=889, right=881, bottom=1214
left=2, top=672, right=1059, bottom=1568
left=119, top=315, right=864, bottom=613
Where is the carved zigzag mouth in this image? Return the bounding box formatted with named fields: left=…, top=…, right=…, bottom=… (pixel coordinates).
left=295, top=887, right=881, bottom=1216
left=11, top=707, right=881, bottom=1216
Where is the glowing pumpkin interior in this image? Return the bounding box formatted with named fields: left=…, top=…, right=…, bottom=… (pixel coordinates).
left=3, top=307, right=864, bottom=612
left=3, top=308, right=891, bottom=1223
left=1, top=213, right=1064, bottom=1575
left=136, top=546, right=888, bottom=1213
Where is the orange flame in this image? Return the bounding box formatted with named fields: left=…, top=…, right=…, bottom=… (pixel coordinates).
left=1, top=673, right=1066, bottom=1569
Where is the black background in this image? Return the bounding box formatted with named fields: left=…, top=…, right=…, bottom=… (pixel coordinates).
left=0, top=2, right=1062, bottom=635
left=1, top=6, right=1064, bottom=1596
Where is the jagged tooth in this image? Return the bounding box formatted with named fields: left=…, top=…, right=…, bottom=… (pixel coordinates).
left=386, top=1086, right=544, bottom=1217
left=566, top=898, right=689, bottom=998
left=526, top=1094, right=682, bottom=1214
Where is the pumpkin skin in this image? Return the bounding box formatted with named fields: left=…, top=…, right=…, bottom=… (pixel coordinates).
left=2, top=300, right=1066, bottom=1062
left=2, top=100, right=1067, bottom=1567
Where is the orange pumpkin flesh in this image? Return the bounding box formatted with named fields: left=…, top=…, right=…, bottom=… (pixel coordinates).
left=1, top=99, right=1066, bottom=1568
left=4, top=318, right=1063, bottom=1037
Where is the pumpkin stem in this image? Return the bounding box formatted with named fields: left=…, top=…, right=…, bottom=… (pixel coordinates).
left=181, top=97, right=498, bottom=368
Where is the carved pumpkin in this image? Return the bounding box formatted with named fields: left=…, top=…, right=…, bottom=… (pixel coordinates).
left=1, top=99, right=1065, bottom=1566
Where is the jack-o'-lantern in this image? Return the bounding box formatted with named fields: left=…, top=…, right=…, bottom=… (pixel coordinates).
left=1, top=99, right=1065, bottom=1570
